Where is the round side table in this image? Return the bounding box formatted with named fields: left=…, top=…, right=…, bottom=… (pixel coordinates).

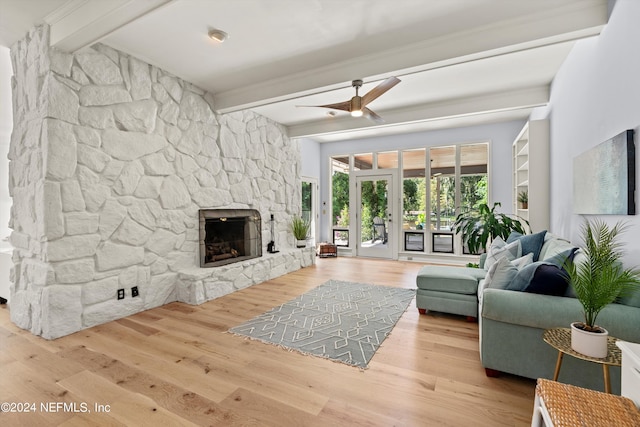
left=542, top=327, right=621, bottom=393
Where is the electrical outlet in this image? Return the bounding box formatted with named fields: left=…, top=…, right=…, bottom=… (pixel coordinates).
left=117, top=289, right=125, bottom=300
left=131, top=286, right=139, bottom=297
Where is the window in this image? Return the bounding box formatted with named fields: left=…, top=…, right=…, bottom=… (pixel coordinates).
left=377, top=151, right=398, bottom=169
left=429, top=146, right=456, bottom=233
left=402, top=149, right=426, bottom=231
left=460, top=143, right=488, bottom=253
left=460, top=143, right=488, bottom=211
left=331, top=156, right=350, bottom=246
left=354, top=153, right=373, bottom=170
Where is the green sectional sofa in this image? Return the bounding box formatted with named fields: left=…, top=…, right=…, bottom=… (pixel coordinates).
left=479, top=287, right=640, bottom=394
left=416, top=231, right=640, bottom=393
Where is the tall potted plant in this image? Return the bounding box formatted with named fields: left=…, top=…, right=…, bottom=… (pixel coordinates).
left=565, top=219, right=640, bottom=358
left=453, top=202, right=529, bottom=254
left=290, top=216, right=310, bottom=248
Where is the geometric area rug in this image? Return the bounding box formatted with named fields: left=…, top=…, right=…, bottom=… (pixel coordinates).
left=228, top=280, right=415, bottom=368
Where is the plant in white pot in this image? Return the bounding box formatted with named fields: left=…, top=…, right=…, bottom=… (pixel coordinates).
left=565, top=219, right=640, bottom=358
left=290, top=216, right=310, bottom=248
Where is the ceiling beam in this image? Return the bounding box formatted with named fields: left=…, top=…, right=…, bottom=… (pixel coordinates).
left=214, top=1, right=606, bottom=113
left=287, top=86, right=549, bottom=139
left=45, top=0, right=174, bottom=52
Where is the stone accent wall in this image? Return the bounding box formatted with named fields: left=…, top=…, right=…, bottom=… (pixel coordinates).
left=8, top=25, right=313, bottom=339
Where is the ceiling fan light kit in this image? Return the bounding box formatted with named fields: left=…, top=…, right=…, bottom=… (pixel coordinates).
left=301, top=76, right=400, bottom=123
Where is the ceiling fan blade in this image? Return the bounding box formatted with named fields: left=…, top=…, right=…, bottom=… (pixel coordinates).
left=361, top=76, right=401, bottom=107
left=363, top=107, right=385, bottom=124
left=296, top=100, right=351, bottom=112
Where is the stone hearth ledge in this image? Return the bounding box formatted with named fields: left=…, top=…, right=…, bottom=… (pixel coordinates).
left=177, top=247, right=316, bottom=305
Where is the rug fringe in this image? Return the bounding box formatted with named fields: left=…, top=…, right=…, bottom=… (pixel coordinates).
left=225, top=330, right=370, bottom=370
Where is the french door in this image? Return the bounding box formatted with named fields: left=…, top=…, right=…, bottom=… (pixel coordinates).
left=355, top=171, right=397, bottom=259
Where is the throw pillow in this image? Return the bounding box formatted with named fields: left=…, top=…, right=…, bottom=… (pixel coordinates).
left=524, top=264, right=570, bottom=296
left=507, top=230, right=547, bottom=261
left=507, top=261, right=571, bottom=295
left=511, top=252, right=534, bottom=270
left=484, top=256, right=519, bottom=290
left=485, top=238, right=522, bottom=270
left=544, top=247, right=578, bottom=269
left=539, top=237, right=575, bottom=262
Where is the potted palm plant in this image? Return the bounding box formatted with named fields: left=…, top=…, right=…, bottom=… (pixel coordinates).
left=290, top=216, right=310, bottom=248
left=453, top=202, right=529, bottom=254
left=518, top=191, right=528, bottom=209
left=565, top=219, right=640, bottom=358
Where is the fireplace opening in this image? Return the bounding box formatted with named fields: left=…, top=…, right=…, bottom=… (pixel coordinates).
left=199, top=209, right=262, bottom=268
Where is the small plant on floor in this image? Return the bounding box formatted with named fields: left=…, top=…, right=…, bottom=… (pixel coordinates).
left=453, top=202, right=529, bottom=254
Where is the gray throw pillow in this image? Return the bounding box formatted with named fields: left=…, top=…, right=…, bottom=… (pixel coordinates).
left=485, top=257, right=519, bottom=290
left=485, top=238, right=521, bottom=270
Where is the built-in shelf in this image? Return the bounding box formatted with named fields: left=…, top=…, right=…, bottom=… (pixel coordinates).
left=512, top=120, right=549, bottom=232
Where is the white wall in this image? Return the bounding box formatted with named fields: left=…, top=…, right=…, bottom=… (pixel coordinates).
left=0, top=47, right=12, bottom=243
left=548, top=0, right=640, bottom=264
left=316, top=120, right=525, bottom=242
left=299, top=137, right=321, bottom=179
left=0, top=46, right=13, bottom=301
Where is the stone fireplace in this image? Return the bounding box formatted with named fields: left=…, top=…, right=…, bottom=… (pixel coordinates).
left=199, top=209, right=261, bottom=267
left=7, top=25, right=315, bottom=340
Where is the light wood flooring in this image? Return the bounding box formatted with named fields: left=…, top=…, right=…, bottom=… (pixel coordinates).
left=0, top=257, right=536, bottom=426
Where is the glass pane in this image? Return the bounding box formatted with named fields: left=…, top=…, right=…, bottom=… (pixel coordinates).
left=430, top=146, right=456, bottom=231
left=377, top=151, right=398, bottom=169
left=359, top=179, right=388, bottom=248
left=460, top=143, right=488, bottom=211
left=333, top=230, right=349, bottom=246
left=402, top=149, right=426, bottom=231
left=331, top=157, right=349, bottom=228
left=301, top=182, right=312, bottom=223
left=354, top=153, right=373, bottom=170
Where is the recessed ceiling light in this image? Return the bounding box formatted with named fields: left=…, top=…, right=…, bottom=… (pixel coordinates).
left=208, top=29, right=229, bottom=43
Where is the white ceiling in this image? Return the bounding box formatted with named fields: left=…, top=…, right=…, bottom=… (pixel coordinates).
left=0, top=0, right=609, bottom=142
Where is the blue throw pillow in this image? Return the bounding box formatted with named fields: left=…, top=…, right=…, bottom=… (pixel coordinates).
left=544, top=247, right=578, bottom=268
left=507, top=230, right=547, bottom=261
left=506, top=262, right=540, bottom=291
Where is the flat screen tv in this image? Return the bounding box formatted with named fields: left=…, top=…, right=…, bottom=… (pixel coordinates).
left=573, top=129, right=635, bottom=215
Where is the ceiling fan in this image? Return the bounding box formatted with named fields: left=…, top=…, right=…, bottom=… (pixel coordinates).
left=300, top=76, right=400, bottom=123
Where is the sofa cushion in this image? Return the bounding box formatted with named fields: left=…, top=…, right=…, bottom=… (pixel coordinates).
left=507, top=230, right=547, bottom=261
left=416, top=265, right=485, bottom=295
left=485, top=237, right=521, bottom=270
left=618, top=287, right=640, bottom=308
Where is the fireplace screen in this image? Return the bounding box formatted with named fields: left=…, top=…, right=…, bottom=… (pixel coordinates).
left=199, top=209, right=262, bottom=267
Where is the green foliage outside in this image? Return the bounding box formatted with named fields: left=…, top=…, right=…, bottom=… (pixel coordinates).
left=332, top=172, right=349, bottom=226
left=332, top=167, right=489, bottom=246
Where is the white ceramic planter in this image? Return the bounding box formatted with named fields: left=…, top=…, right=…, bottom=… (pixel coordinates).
left=571, top=322, right=609, bottom=358
left=296, top=239, right=307, bottom=248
